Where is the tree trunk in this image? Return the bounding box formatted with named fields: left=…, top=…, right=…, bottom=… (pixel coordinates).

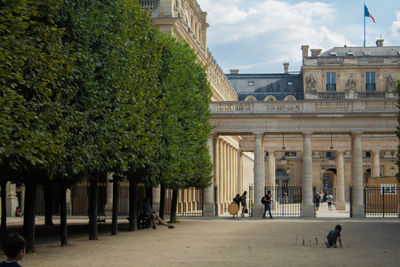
left=128, top=179, right=137, bottom=231
left=111, top=177, right=119, bottom=235
left=159, top=184, right=165, bottom=220
left=1, top=182, right=6, bottom=231
left=59, top=183, right=67, bottom=246
left=23, top=179, right=37, bottom=252
left=44, top=182, right=54, bottom=226
left=88, top=177, right=98, bottom=240
left=169, top=189, right=178, bottom=223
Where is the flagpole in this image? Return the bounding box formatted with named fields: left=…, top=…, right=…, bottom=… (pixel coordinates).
left=364, top=4, right=366, bottom=47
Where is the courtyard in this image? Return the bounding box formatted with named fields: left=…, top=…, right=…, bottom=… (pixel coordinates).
left=3, top=213, right=399, bottom=267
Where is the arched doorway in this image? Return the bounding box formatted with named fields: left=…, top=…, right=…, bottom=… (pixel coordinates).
left=322, top=168, right=336, bottom=194
left=275, top=167, right=289, bottom=186
left=275, top=168, right=290, bottom=203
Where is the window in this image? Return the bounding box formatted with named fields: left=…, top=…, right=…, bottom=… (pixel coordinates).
left=287, top=81, right=293, bottom=86
left=326, top=72, right=336, bottom=91
left=366, top=72, right=376, bottom=91
left=248, top=81, right=255, bottom=86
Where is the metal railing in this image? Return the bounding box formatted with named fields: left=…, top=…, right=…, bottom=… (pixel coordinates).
left=364, top=185, right=400, bottom=218
left=318, top=92, right=345, bottom=99
left=163, top=188, right=203, bottom=216
left=138, top=0, right=159, bottom=9
left=264, top=185, right=302, bottom=217
left=358, top=91, right=385, bottom=99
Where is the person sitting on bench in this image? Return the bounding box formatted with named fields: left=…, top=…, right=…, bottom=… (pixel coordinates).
left=144, top=198, right=175, bottom=230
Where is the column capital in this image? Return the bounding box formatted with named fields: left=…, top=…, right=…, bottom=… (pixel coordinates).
left=302, top=131, right=313, bottom=137
left=351, top=130, right=363, bottom=135
left=253, top=131, right=265, bottom=137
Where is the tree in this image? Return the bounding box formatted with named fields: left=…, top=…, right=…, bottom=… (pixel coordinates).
left=0, top=0, right=70, bottom=251
left=156, top=35, right=212, bottom=222
left=57, top=0, right=163, bottom=237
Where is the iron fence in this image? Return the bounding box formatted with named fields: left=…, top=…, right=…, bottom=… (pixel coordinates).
left=265, top=185, right=302, bottom=217
left=163, top=188, right=203, bottom=216
left=364, top=185, right=400, bottom=218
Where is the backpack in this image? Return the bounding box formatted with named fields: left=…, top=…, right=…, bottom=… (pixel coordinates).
left=261, top=197, right=266, bottom=204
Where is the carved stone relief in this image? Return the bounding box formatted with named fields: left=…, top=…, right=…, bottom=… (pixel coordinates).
left=385, top=75, right=397, bottom=91
left=345, top=74, right=356, bottom=91
left=305, top=74, right=317, bottom=94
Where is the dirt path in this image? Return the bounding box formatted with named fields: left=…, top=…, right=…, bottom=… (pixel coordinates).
left=5, top=218, right=400, bottom=267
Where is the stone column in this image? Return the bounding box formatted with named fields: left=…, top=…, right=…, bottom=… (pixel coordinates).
left=219, top=139, right=224, bottom=213
left=223, top=142, right=227, bottom=211
left=351, top=132, right=364, bottom=218
left=371, top=150, right=380, bottom=178
left=267, top=151, right=275, bottom=186
left=214, top=137, right=220, bottom=215
left=203, top=135, right=215, bottom=216
left=267, top=150, right=277, bottom=209
left=336, top=151, right=346, bottom=210
left=66, top=189, right=72, bottom=216
left=302, top=132, right=314, bottom=217
left=237, top=150, right=243, bottom=193
left=253, top=133, right=264, bottom=217
left=104, top=173, right=113, bottom=216
left=152, top=187, right=161, bottom=212
left=6, top=182, right=18, bottom=217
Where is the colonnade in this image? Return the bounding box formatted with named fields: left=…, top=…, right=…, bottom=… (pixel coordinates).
left=205, top=136, right=242, bottom=216
left=205, top=131, right=372, bottom=218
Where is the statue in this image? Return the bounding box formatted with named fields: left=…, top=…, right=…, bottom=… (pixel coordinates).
left=305, top=74, right=317, bottom=94
left=345, top=74, right=356, bottom=91
left=385, top=75, right=396, bottom=91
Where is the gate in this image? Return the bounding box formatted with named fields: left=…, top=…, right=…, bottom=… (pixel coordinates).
left=265, top=185, right=302, bottom=217
left=163, top=188, right=203, bottom=216
left=364, top=185, right=400, bottom=218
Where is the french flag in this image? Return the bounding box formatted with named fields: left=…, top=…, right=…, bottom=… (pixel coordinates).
left=364, top=4, right=375, bottom=23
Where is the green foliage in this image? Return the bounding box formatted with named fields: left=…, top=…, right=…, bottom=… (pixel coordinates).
left=156, top=34, right=213, bottom=189
left=56, top=0, right=163, bottom=184
left=0, top=0, right=69, bottom=180
left=1, top=0, right=213, bottom=191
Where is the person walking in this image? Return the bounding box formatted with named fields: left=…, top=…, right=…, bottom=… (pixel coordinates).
left=327, top=192, right=334, bottom=210
left=315, top=191, right=321, bottom=211
left=232, top=194, right=241, bottom=220
left=240, top=191, right=248, bottom=217
left=262, top=191, right=273, bottom=219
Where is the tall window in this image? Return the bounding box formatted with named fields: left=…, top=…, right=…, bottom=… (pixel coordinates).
left=326, top=72, right=336, bottom=91
left=366, top=72, right=376, bottom=91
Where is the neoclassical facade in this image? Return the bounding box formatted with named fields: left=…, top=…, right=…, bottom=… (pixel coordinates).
left=144, top=0, right=399, bottom=218
left=211, top=40, right=399, bottom=217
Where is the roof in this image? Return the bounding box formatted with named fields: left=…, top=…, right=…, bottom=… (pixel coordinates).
left=320, top=46, right=400, bottom=57
left=226, top=73, right=304, bottom=101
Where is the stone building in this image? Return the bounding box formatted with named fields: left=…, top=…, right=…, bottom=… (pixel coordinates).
left=144, top=0, right=399, bottom=218
left=216, top=39, right=399, bottom=217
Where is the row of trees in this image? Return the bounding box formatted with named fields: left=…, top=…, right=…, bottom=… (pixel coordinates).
left=0, top=0, right=212, bottom=251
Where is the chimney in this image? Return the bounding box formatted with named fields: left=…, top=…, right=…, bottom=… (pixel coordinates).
left=310, top=49, right=322, bottom=57
left=283, top=63, right=289, bottom=73
left=376, top=38, right=384, bottom=47
left=301, top=45, right=309, bottom=59
left=230, top=69, right=239, bottom=74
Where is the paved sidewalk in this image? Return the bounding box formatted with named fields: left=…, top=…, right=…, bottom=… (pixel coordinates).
left=316, top=202, right=350, bottom=218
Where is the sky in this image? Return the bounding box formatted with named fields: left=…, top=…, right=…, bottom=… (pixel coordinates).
left=196, top=0, right=400, bottom=73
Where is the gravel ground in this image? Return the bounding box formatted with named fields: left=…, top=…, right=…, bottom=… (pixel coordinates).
left=3, top=217, right=399, bottom=267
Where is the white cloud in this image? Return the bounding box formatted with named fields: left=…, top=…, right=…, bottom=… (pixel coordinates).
left=387, top=11, right=400, bottom=44
left=197, top=0, right=353, bottom=72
